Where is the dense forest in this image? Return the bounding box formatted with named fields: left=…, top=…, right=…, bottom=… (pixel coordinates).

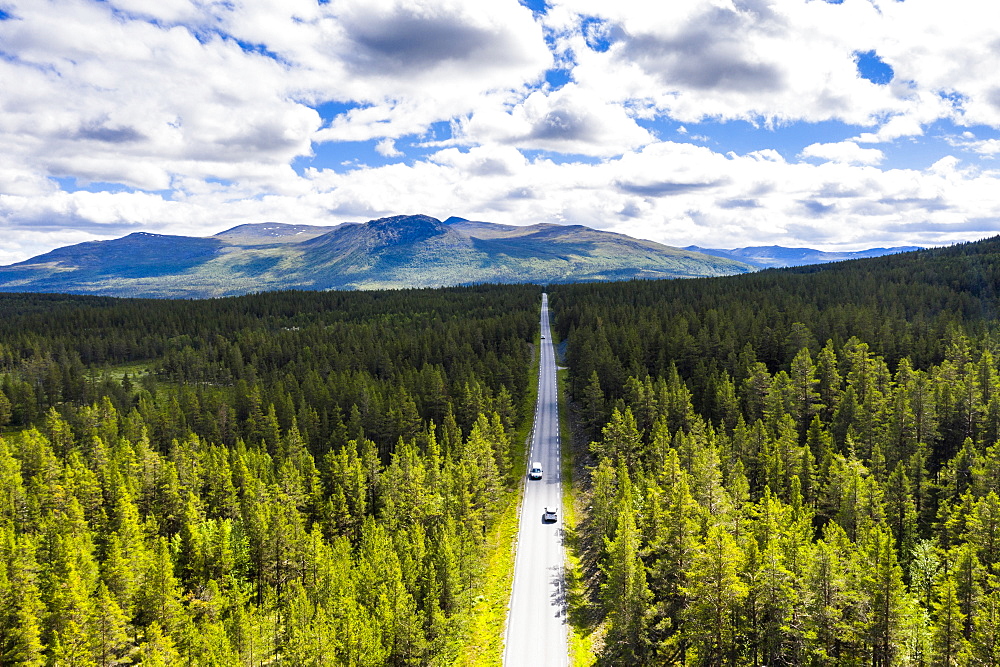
left=8, top=235, right=1000, bottom=666
left=549, top=236, right=1000, bottom=665
left=0, top=286, right=540, bottom=665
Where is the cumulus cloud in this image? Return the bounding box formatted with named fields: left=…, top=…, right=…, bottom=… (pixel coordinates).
left=615, top=180, right=725, bottom=197
left=0, top=0, right=551, bottom=190
left=545, top=0, right=1000, bottom=144
left=318, top=141, right=1000, bottom=250
left=11, top=136, right=1000, bottom=264
left=619, top=7, right=786, bottom=94
left=947, top=133, right=1000, bottom=156
left=2, top=0, right=1000, bottom=264
left=0, top=0, right=321, bottom=193
left=801, top=141, right=885, bottom=166
left=430, top=145, right=528, bottom=177
left=457, top=85, right=653, bottom=156
left=544, top=0, right=903, bottom=126
left=248, top=0, right=553, bottom=141
left=970, top=139, right=1000, bottom=156
left=854, top=115, right=927, bottom=144
left=375, top=139, right=403, bottom=158
left=874, top=0, right=1000, bottom=129
left=337, top=2, right=537, bottom=76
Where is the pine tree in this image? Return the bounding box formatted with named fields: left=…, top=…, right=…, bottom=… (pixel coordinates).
left=968, top=586, right=1000, bottom=666
left=683, top=524, right=746, bottom=665
left=713, top=371, right=740, bottom=432
left=788, top=347, right=821, bottom=436
left=952, top=542, right=983, bottom=641
left=0, top=530, right=45, bottom=666
left=134, top=536, right=184, bottom=635
left=931, top=576, right=968, bottom=666
left=356, top=518, right=423, bottom=664
left=0, top=390, right=11, bottom=429
left=884, top=462, right=918, bottom=569
left=592, top=407, right=643, bottom=467
left=815, top=340, right=842, bottom=423
left=804, top=524, right=852, bottom=664
left=601, top=498, right=650, bottom=660
left=590, top=457, right=618, bottom=554
left=647, top=449, right=700, bottom=659
left=748, top=494, right=804, bottom=665
left=861, top=525, right=911, bottom=667
left=136, top=622, right=180, bottom=667
left=910, top=539, right=942, bottom=612
left=86, top=582, right=128, bottom=667
left=969, top=491, right=1000, bottom=575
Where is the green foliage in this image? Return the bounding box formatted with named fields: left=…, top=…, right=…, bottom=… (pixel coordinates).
left=551, top=239, right=1000, bottom=664
left=0, top=285, right=540, bottom=664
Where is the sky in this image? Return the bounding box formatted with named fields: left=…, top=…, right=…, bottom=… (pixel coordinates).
left=2, top=0, right=1000, bottom=264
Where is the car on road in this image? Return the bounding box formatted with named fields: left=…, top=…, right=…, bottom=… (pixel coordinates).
left=542, top=507, right=558, bottom=522
left=529, top=462, right=543, bottom=479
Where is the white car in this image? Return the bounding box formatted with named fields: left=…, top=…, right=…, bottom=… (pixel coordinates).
left=542, top=507, right=558, bottom=523
left=529, top=462, right=543, bottom=480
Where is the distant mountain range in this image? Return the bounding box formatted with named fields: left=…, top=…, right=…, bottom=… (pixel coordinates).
left=0, top=215, right=927, bottom=298
left=684, top=245, right=923, bottom=268
left=0, top=215, right=754, bottom=298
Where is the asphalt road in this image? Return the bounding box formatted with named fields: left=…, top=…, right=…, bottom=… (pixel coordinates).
left=504, top=292, right=569, bottom=666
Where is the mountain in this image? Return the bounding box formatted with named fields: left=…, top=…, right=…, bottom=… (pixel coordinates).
left=0, top=215, right=753, bottom=298
left=684, top=244, right=923, bottom=268
left=212, top=222, right=333, bottom=245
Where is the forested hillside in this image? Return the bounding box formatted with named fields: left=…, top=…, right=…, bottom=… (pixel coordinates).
left=550, top=236, right=1000, bottom=664
left=0, top=286, right=539, bottom=665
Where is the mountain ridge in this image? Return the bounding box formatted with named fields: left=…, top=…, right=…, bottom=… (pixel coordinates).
left=685, top=244, right=923, bottom=268
left=0, top=215, right=753, bottom=298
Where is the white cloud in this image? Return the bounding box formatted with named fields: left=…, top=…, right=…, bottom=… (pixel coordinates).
left=545, top=0, right=903, bottom=125
left=970, top=140, right=1000, bottom=156
left=430, top=145, right=528, bottom=176
left=801, top=141, right=885, bottom=166
left=375, top=139, right=403, bottom=158
left=545, top=0, right=1000, bottom=143
left=2, top=0, right=1000, bottom=266
left=8, top=138, right=1000, bottom=263
left=0, top=0, right=551, bottom=189
left=456, top=85, right=654, bottom=156
left=875, top=0, right=1000, bottom=129
left=946, top=135, right=1000, bottom=156
left=0, top=0, right=321, bottom=192
left=233, top=0, right=553, bottom=141
left=855, top=115, right=927, bottom=144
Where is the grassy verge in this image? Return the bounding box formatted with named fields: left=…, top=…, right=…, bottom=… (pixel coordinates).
left=452, top=496, right=522, bottom=666
left=452, top=305, right=542, bottom=665
left=552, top=334, right=598, bottom=666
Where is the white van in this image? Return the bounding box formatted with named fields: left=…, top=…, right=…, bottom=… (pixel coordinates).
left=529, top=462, right=543, bottom=480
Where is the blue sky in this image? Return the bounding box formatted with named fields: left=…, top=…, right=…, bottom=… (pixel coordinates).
left=1, top=0, right=999, bottom=264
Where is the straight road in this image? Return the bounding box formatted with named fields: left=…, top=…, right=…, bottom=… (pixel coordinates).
left=504, top=292, right=569, bottom=666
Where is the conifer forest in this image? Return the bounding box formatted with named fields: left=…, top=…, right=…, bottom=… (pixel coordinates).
left=0, top=286, right=538, bottom=665
left=7, top=237, right=1000, bottom=665
left=549, top=238, right=1000, bottom=665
